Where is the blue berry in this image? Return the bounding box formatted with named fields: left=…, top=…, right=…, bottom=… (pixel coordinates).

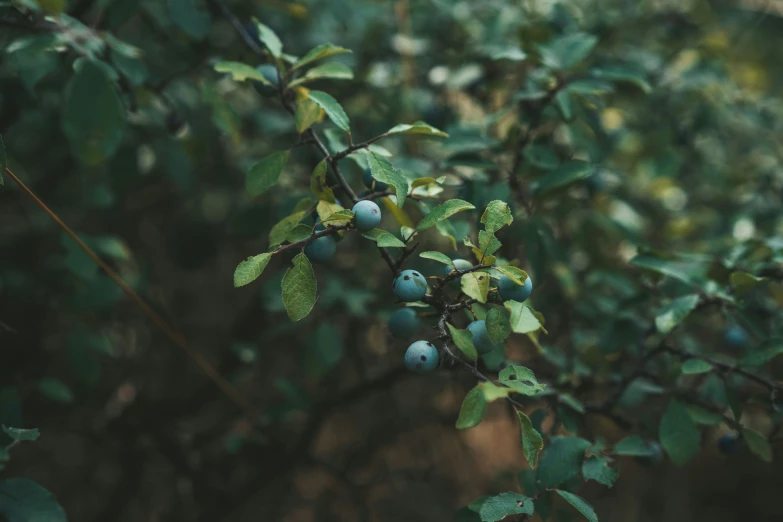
left=393, top=270, right=427, bottom=302
left=498, top=275, right=533, bottom=302
left=352, top=200, right=382, bottom=231
left=718, top=433, right=742, bottom=455
left=404, top=340, right=439, bottom=374
left=467, top=320, right=501, bottom=354
left=362, top=167, right=389, bottom=191
left=388, top=308, right=420, bottom=339
left=443, top=258, right=473, bottom=278
left=304, top=235, right=336, bottom=262
left=253, top=65, right=278, bottom=97
left=724, top=325, right=748, bottom=347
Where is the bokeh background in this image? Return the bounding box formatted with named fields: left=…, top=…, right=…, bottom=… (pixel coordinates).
left=2, top=0, right=783, bottom=521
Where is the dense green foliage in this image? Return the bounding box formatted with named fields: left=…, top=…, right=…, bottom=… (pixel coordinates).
left=2, top=0, right=783, bottom=521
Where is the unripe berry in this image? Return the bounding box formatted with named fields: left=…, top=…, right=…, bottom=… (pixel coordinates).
left=388, top=308, right=420, bottom=339
left=362, top=167, right=389, bottom=191
left=393, top=270, right=427, bottom=302
left=351, top=200, right=382, bottom=231
left=498, top=275, right=533, bottom=302
left=467, top=319, right=501, bottom=354
left=253, top=65, right=279, bottom=97
left=304, top=235, right=336, bottom=262
left=718, top=433, right=742, bottom=455
left=404, top=340, right=438, bottom=374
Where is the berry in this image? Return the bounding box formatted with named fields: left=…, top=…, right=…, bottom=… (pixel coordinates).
left=718, top=433, right=742, bottom=455
left=467, top=320, right=501, bottom=355
left=724, top=325, right=748, bottom=347
left=393, top=270, right=427, bottom=302
left=388, top=308, right=420, bottom=339
left=253, top=65, right=279, bottom=97
left=404, top=340, right=439, bottom=374
left=443, top=258, right=473, bottom=278
left=498, top=275, right=533, bottom=302
left=351, top=200, right=382, bottom=231
left=362, top=167, right=389, bottom=192
left=634, top=441, right=664, bottom=468
left=304, top=235, right=336, bottom=262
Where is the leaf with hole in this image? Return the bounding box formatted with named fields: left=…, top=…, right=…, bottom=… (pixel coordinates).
left=498, top=366, right=545, bottom=396
left=461, top=272, right=490, bottom=304
left=478, top=492, right=534, bottom=522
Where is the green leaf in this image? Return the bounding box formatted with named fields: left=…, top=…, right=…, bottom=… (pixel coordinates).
left=309, top=159, right=334, bottom=201
left=505, top=302, right=545, bottom=334
left=214, top=61, right=270, bottom=83
left=293, top=43, right=352, bottom=70
left=480, top=200, right=513, bottom=234
left=1, top=426, right=39, bottom=442
left=591, top=65, right=651, bottom=93
left=537, top=436, right=590, bottom=489
left=555, top=90, right=573, bottom=120
left=416, top=199, right=475, bottom=231
left=316, top=200, right=349, bottom=224
left=523, top=145, right=560, bottom=170
left=681, top=358, right=713, bottom=375
left=582, top=456, right=618, bottom=487
left=498, top=366, right=546, bottom=396
left=486, top=308, right=511, bottom=345
left=269, top=211, right=308, bottom=247
left=743, top=428, right=773, bottom=462
left=37, top=378, right=74, bottom=404
left=0, top=478, right=67, bottom=522
left=461, top=272, right=490, bottom=304
left=655, top=294, right=700, bottom=334
left=739, top=345, right=783, bottom=366
left=456, top=386, right=488, bottom=429
left=730, top=271, right=765, bottom=296
left=253, top=20, right=283, bottom=57
left=494, top=266, right=529, bottom=286
left=167, top=0, right=211, bottom=39
left=386, top=121, right=448, bottom=138
left=420, top=251, right=455, bottom=266
left=538, top=32, right=598, bottom=70
left=62, top=60, right=126, bottom=165
left=295, top=96, right=323, bottom=133
left=447, top=323, right=478, bottom=361
left=685, top=405, right=725, bottom=425
left=478, top=492, right=534, bottom=522
left=531, top=161, right=593, bottom=196
left=281, top=253, right=317, bottom=322
left=307, top=90, right=350, bottom=132
left=289, top=62, right=353, bottom=87
left=659, top=400, right=701, bottom=466
left=234, top=253, right=273, bottom=288
left=555, top=490, right=598, bottom=522
left=286, top=224, right=312, bottom=243
left=478, top=230, right=501, bottom=256
left=480, top=382, right=513, bottom=402
left=246, top=151, right=290, bottom=197
left=366, top=152, right=409, bottom=208
left=629, top=254, right=702, bottom=286
left=517, top=411, right=544, bottom=469
left=361, top=229, right=406, bottom=248
left=613, top=435, right=659, bottom=456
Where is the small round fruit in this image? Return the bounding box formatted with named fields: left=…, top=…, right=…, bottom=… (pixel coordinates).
left=388, top=308, right=420, bottom=339
left=443, top=258, right=473, bottom=278
left=362, top=167, right=389, bottom=191
left=352, top=200, right=382, bottom=231
left=498, top=275, right=533, bottom=302
left=724, top=325, right=748, bottom=347
left=404, top=340, right=439, bottom=374
left=718, top=433, right=742, bottom=455
left=253, top=64, right=279, bottom=97
left=634, top=441, right=664, bottom=468
left=304, top=235, right=336, bottom=262
left=393, top=270, right=427, bottom=302
left=467, top=319, right=500, bottom=355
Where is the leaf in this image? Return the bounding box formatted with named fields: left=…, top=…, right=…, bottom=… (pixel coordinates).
left=524, top=145, right=560, bottom=170
left=478, top=492, right=534, bottom=522
left=730, top=271, right=765, bottom=296
left=1, top=426, right=39, bottom=442
left=517, top=411, right=544, bottom=469
left=743, top=428, right=773, bottom=462
left=659, top=400, right=701, bottom=466
left=0, top=478, right=67, bottom=522
left=386, top=121, right=448, bottom=138
left=461, top=272, right=490, bottom=304
left=555, top=490, right=598, bottom=522
left=361, top=229, right=406, bottom=248
left=420, top=251, right=455, bottom=266
left=456, top=386, right=488, bottom=429
left=478, top=230, right=501, bottom=256
left=293, top=43, right=352, bottom=70
left=480, top=200, right=513, bottom=234
left=681, top=358, right=713, bottom=374
left=613, top=435, right=659, bottom=456
left=305, top=323, right=343, bottom=378
left=295, top=95, right=323, bottom=133
left=480, top=382, right=513, bottom=402
left=366, top=152, right=409, bottom=208
left=447, top=323, right=478, bottom=361
left=213, top=61, right=270, bottom=83
left=246, top=151, right=290, bottom=197
left=416, top=199, right=475, bottom=231
left=655, top=294, right=700, bottom=334
left=309, top=159, right=334, bottom=201
left=505, top=302, right=545, bottom=334
left=685, top=405, right=725, bottom=425
left=290, top=62, right=353, bottom=87
left=582, top=456, right=618, bottom=487
left=37, top=378, right=74, bottom=404
left=498, top=366, right=546, bottom=396
left=269, top=211, right=308, bottom=247
left=739, top=345, right=783, bottom=366
left=486, top=308, right=511, bottom=345
left=555, top=90, right=573, bottom=120
left=167, top=0, right=211, bottom=39
left=234, top=253, right=273, bottom=288
left=281, top=253, right=317, bottom=321
left=536, top=436, right=590, bottom=489
left=538, top=32, right=598, bottom=70
left=591, top=65, right=651, bottom=93
left=253, top=20, right=283, bottom=57
left=531, top=161, right=593, bottom=196
left=62, top=59, right=126, bottom=165
left=316, top=200, right=347, bottom=223
left=494, top=266, right=529, bottom=286
left=307, top=90, right=350, bottom=132
left=286, top=224, right=312, bottom=243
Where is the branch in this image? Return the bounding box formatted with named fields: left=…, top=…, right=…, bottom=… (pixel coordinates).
left=271, top=224, right=352, bottom=255
left=332, top=133, right=390, bottom=161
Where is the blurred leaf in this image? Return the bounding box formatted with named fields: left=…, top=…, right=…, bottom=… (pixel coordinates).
left=234, top=253, right=273, bottom=288
left=1, top=426, right=39, bottom=442
left=214, top=61, right=270, bottom=83
left=305, top=323, right=343, bottom=378
left=386, top=121, right=448, bottom=138
left=461, top=272, right=490, bottom=304
left=659, top=400, right=700, bottom=466
left=281, top=253, right=317, bottom=321
left=71, top=276, right=124, bottom=309
left=420, top=251, right=455, bottom=266
left=416, top=200, right=475, bottom=231
left=523, top=145, right=560, bottom=170
left=480, top=200, right=513, bottom=234
left=505, top=302, right=545, bottom=334
left=537, top=436, right=590, bottom=489
left=681, top=359, right=713, bottom=374
left=253, top=20, right=283, bottom=57
left=246, top=151, right=290, bottom=197
left=307, top=91, right=350, bottom=132
left=167, top=0, right=211, bottom=39
left=739, top=345, right=783, bottom=366
left=538, top=32, right=598, bottom=70
left=685, top=405, right=724, bottom=425
left=290, top=62, right=353, bottom=87
left=517, top=411, right=544, bottom=468
left=366, top=152, right=409, bottom=208
left=37, top=379, right=74, bottom=404
left=478, top=492, right=534, bottom=522
left=591, top=65, right=651, bottom=93
left=309, top=159, right=334, bottom=201
left=498, top=366, right=545, bottom=396
left=531, top=161, right=593, bottom=196
left=293, top=43, right=351, bottom=70
left=555, top=490, right=598, bottom=522
left=555, top=90, right=573, bottom=120
left=456, top=386, right=487, bottom=429
left=655, top=294, right=699, bottom=334
left=0, top=478, right=66, bottom=522
left=486, top=46, right=528, bottom=61
left=743, top=428, right=773, bottom=462
left=486, top=308, right=511, bottom=345
left=730, top=271, right=765, bottom=296
left=447, top=323, right=478, bottom=361
left=582, top=456, right=617, bottom=487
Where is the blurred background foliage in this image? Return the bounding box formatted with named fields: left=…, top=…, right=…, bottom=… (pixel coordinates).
left=1, top=0, right=782, bottom=521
